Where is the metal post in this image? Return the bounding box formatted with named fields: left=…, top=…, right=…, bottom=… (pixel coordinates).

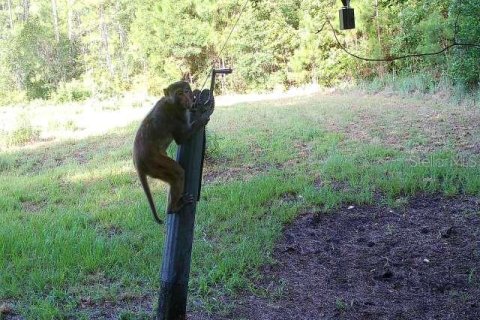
left=156, top=68, right=232, bottom=319
left=156, top=121, right=205, bottom=320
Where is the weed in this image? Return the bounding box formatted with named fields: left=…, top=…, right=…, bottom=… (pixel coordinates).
left=360, top=72, right=480, bottom=105
left=102, top=103, right=121, bottom=111
left=132, top=101, right=143, bottom=108
left=468, top=268, right=476, bottom=284
left=119, top=311, right=150, bottom=319
left=335, top=298, right=347, bottom=311
left=205, top=129, right=222, bottom=160
left=53, top=79, right=91, bottom=103
left=6, top=114, right=40, bottom=146
left=64, top=120, right=80, bottom=131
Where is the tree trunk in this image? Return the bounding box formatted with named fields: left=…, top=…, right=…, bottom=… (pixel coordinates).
left=7, top=0, right=13, bottom=29
left=22, top=0, right=30, bottom=22
left=99, top=4, right=114, bottom=75
left=115, top=0, right=125, bottom=48
left=67, top=0, right=74, bottom=40
left=114, top=0, right=128, bottom=79
left=374, top=0, right=385, bottom=76
left=375, top=0, right=382, bottom=47
left=51, top=0, right=60, bottom=42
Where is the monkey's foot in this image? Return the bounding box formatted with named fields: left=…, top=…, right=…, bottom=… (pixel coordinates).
left=181, top=193, right=195, bottom=205
left=168, top=193, right=194, bottom=213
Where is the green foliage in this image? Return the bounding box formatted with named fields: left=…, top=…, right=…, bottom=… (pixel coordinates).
left=447, top=0, right=480, bottom=88
left=0, top=90, right=27, bottom=106
left=205, top=128, right=221, bottom=160
left=0, top=0, right=479, bottom=105
left=358, top=70, right=480, bottom=102
left=4, top=19, right=81, bottom=100
left=52, top=79, right=91, bottom=103
left=227, top=1, right=299, bottom=91
left=6, top=114, right=40, bottom=146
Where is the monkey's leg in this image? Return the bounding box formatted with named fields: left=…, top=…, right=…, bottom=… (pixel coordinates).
left=147, top=155, right=193, bottom=213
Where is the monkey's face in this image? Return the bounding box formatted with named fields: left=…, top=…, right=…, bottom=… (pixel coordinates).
left=174, top=86, right=194, bottom=110
left=166, top=82, right=194, bottom=110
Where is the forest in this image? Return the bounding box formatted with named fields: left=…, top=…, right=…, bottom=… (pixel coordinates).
left=0, top=0, right=479, bottom=105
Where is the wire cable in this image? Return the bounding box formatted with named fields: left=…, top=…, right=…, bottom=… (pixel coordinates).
left=317, top=19, right=480, bottom=62
left=198, top=0, right=250, bottom=91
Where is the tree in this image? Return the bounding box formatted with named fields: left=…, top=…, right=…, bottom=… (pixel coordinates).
left=51, top=0, right=59, bottom=42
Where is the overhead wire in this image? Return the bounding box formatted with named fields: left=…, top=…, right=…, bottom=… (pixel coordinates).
left=317, top=19, right=480, bottom=62
left=197, top=0, right=250, bottom=91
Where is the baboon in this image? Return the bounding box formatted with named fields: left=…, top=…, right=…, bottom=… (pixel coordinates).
left=133, top=81, right=211, bottom=224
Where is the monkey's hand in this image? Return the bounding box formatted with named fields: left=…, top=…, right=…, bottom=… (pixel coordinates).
left=200, top=114, right=211, bottom=127
left=202, top=104, right=214, bottom=119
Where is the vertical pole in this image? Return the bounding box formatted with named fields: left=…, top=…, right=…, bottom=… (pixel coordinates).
left=156, top=69, right=231, bottom=319
left=156, top=116, right=205, bottom=320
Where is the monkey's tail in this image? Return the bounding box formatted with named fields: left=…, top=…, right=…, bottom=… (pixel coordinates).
left=138, top=172, right=163, bottom=225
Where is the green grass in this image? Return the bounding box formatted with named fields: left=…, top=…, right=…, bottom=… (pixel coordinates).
left=3, top=115, right=41, bottom=147
left=359, top=72, right=480, bottom=105
left=1, top=92, right=479, bottom=318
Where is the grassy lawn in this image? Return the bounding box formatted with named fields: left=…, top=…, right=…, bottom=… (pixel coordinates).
left=1, top=90, right=479, bottom=318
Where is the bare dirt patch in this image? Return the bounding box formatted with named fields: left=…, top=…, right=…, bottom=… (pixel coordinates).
left=20, top=200, right=45, bottom=213
left=76, top=294, right=152, bottom=319
left=197, top=195, right=480, bottom=320
left=203, top=164, right=269, bottom=184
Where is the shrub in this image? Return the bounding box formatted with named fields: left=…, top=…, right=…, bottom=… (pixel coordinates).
left=205, top=129, right=222, bottom=160
left=0, top=90, right=27, bottom=106
left=6, top=116, right=41, bottom=146
left=52, top=79, right=91, bottom=103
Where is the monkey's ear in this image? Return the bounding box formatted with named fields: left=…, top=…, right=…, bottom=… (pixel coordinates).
left=163, top=88, right=169, bottom=96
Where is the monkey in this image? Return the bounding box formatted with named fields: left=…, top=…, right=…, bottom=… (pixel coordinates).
left=133, top=81, right=212, bottom=224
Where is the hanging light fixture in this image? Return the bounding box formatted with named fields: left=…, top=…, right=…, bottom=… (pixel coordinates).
left=339, top=0, right=355, bottom=30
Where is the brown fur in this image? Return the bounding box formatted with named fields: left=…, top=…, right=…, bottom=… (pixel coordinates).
left=133, top=81, right=210, bottom=224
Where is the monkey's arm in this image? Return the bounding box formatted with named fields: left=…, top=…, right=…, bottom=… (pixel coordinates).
left=173, top=115, right=209, bottom=145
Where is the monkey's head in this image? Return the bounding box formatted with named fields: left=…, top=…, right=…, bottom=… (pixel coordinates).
left=164, top=81, right=194, bottom=110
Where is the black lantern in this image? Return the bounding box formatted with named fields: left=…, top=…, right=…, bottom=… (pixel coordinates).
left=339, top=0, right=355, bottom=30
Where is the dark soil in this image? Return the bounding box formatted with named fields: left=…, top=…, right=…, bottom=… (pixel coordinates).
left=195, top=195, right=480, bottom=320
